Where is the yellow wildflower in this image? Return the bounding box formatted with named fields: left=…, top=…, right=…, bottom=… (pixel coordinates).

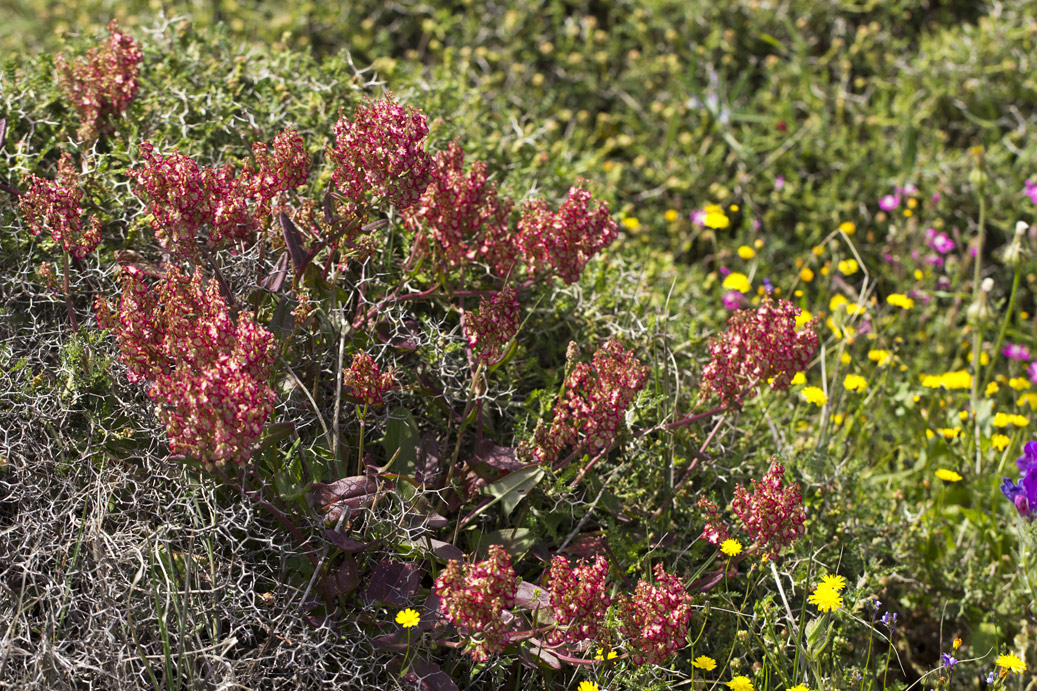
left=839, top=221, right=856, bottom=235
left=996, top=654, right=1027, bottom=674
left=935, top=468, right=963, bottom=482
left=723, top=272, right=751, bottom=293
left=704, top=204, right=730, bottom=229
left=790, top=372, right=807, bottom=386
left=843, top=374, right=867, bottom=392
left=665, top=209, right=679, bottom=223
left=692, top=655, right=718, bottom=671
left=807, top=582, right=842, bottom=612
left=396, top=608, right=421, bottom=629
left=795, top=309, right=813, bottom=329
left=800, top=267, right=815, bottom=282
left=887, top=293, right=914, bottom=309
left=986, top=381, right=1000, bottom=396
left=868, top=349, right=892, bottom=366
left=721, top=539, right=743, bottom=556
left=622, top=217, right=641, bottom=231
left=738, top=245, right=756, bottom=260
left=802, top=387, right=827, bottom=406
left=1009, top=377, right=1031, bottom=391
left=820, top=574, right=846, bottom=592
left=838, top=258, right=859, bottom=276
left=726, top=676, right=754, bottom=691
left=578, top=682, right=599, bottom=691
left=991, top=434, right=1010, bottom=451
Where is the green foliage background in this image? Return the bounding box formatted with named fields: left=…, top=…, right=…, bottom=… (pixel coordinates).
left=3, top=1, right=1037, bottom=690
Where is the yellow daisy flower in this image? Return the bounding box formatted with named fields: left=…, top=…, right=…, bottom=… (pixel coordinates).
left=996, top=653, right=1027, bottom=674
left=692, top=655, right=718, bottom=671
left=935, top=469, right=963, bottom=482
left=721, top=539, right=743, bottom=557
left=396, top=608, right=421, bottom=628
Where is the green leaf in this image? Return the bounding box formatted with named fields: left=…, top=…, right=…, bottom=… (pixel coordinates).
left=382, top=407, right=418, bottom=479
left=480, top=465, right=545, bottom=518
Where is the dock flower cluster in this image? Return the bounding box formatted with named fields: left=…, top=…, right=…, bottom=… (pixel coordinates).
left=545, top=555, right=611, bottom=645
left=617, top=564, right=693, bottom=666
left=95, top=265, right=275, bottom=467
left=700, top=297, right=819, bottom=408
left=532, top=339, right=648, bottom=464
left=434, top=545, right=518, bottom=662
left=730, top=460, right=806, bottom=559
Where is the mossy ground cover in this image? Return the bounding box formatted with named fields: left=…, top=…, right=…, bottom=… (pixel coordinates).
left=1, top=2, right=1036, bottom=690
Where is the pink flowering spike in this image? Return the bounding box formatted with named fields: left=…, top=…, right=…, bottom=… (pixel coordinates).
left=546, top=555, right=611, bottom=645
left=730, top=460, right=806, bottom=559
left=327, top=95, right=433, bottom=212
left=203, top=164, right=255, bottom=246
left=247, top=128, right=311, bottom=219
left=464, top=286, right=521, bottom=365
left=55, top=20, right=142, bottom=143
left=533, top=338, right=648, bottom=464
left=617, top=564, right=692, bottom=666
left=131, top=141, right=209, bottom=258
left=434, top=544, right=518, bottom=661
left=19, top=152, right=101, bottom=259
left=403, top=141, right=516, bottom=275
left=103, top=265, right=276, bottom=468
left=697, top=497, right=729, bottom=545
left=517, top=182, right=618, bottom=284
left=700, top=297, right=818, bottom=408
left=343, top=352, right=395, bottom=406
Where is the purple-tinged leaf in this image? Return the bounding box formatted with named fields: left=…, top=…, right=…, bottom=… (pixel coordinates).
left=280, top=211, right=308, bottom=273
left=309, top=476, right=380, bottom=523
left=261, top=250, right=289, bottom=292
left=399, top=657, right=459, bottom=691
left=474, top=441, right=523, bottom=472
left=519, top=638, right=561, bottom=670
left=415, top=433, right=441, bottom=485
left=323, top=529, right=376, bottom=553
left=325, top=555, right=360, bottom=596
left=362, top=561, right=420, bottom=606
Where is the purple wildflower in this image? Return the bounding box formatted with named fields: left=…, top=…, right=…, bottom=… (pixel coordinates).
left=878, top=194, right=901, bottom=211
left=1025, top=179, right=1037, bottom=205
left=1000, top=440, right=1037, bottom=519
left=926, top=229, right=955, bottom=255
left=1029, top=361, right=1037, bottom=383
left=690, top=208, right=706, bottom=226
left=722, top=290, right=745, bottom=311
left=942, top=653, right=959, bottom=669
left=881, top=611, right=897, bottom=633
left=775, top=176, right=785, bottom=191
left=1002, top=343, right=1032, bottom=361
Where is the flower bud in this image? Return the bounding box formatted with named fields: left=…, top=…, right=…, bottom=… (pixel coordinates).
left=967, top=277, right=995, bottom=324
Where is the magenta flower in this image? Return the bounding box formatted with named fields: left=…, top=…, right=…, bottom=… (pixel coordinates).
left=722, top=290, right=744, bottom=311
left=878, top=194, right=901, bottom=211
left=1025, top=179, right=1037, bottom=205
left=1003, top=343, right=1032, bottom=362
left=926, top=229, right=955, bottom=255
left=1028, top=361, right=1037, bottom=383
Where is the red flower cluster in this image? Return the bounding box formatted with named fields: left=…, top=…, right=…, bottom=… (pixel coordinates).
left=131, top=141, right=261, bottom=257
left=434, top=545, right=518, bottom=662
left=96, top=266, right=276, bottom=467
left=404, top=141, right=515, bottom=274
left=327, top=95, right=433, bottom=211
left=533, top=339, right=648, bottom=464
left=697, top=497, right=730, bottom=546
left=545, top=555, right=610, bottom=645
left=19, top=152, right=101, bottom=259
left=517, top=183, right=618, bottom=285
left=55, top=19, right=143, bottom=142
left=342, top=352, right=395, bottom=406
left=730, top=460, right=806, bottom=559
left=617, top=564, right=692, bottom=666
left=246, top=128, right=311, bottom=219
left=464, top=286, right=520, bottom=365
left=699, top=297, right=818, bottom=408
